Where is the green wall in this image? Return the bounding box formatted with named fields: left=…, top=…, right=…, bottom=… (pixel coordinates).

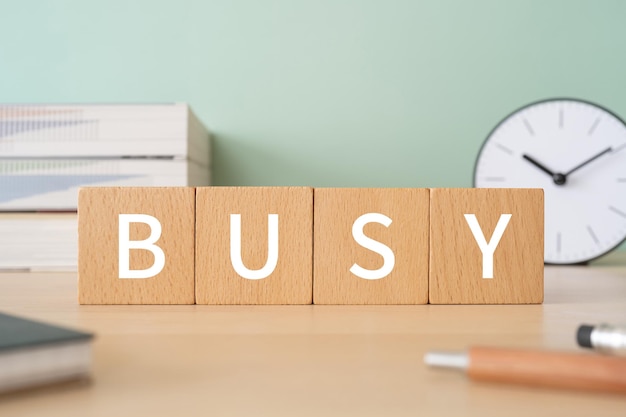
left=1, top=0, right=624, bottom=188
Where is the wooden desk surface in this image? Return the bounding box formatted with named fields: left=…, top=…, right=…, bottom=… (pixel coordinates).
left=1, top=256, right=626, bottom=416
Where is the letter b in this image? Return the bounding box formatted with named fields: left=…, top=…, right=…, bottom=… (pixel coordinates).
left=78, top=187, right=196, bottom=304
left=118, top=214, right=166, bottom=279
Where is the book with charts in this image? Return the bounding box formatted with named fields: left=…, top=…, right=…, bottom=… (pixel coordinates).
left=0, top=311, right=93, bottom=393
left=0, top=103, right=211, bottom=167
left=0, top=158, right=210, bottom=211
left=0, top=103, right=211, bottom=270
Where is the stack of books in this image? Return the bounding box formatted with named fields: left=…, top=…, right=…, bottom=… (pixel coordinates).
left=0, top=103, right=211, bottom=271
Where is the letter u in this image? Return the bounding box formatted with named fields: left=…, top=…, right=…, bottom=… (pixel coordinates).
left=230, top=214, right=279, bottom=280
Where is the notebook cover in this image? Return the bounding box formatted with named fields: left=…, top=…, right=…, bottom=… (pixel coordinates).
left=0, top=312, right=93, bottom=352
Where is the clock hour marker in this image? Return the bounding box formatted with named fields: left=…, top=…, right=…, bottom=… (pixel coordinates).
left=587, top=117, right=601, bottom=136
left=523, top=118, right=535, bottom=136
left=556, top=232, right=561, bottom=253
left=609, top=206, right=626, bottom=218
left=619, top=178, right=626, bottom=182
left=495, top=143, right=513, bottom=155
left=483, top=177, right=506, bottom=182
left=587, top=226, right=599, bottom=245
left=559, top=108, right=564, bottom=128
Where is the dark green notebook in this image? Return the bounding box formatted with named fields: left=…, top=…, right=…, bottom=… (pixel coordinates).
left=0, top=312, right=93, bottom=393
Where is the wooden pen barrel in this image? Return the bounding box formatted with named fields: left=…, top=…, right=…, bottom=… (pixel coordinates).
left=468, top=346, right=626, bottom=394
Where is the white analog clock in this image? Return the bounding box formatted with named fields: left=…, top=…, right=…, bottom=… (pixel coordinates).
left=474, top=98, right=626, bottom=264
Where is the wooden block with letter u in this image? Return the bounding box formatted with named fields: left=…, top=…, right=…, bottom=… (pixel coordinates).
left=429, top=188, right=544, bottom=304
left=195, top=187, right=313, bottom=304
left=313, top=188, right=430, bottom=304
left=78, top=187, right=196, bottom=304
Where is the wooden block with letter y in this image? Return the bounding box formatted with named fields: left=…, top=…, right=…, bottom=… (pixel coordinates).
left=313, top=188, right=429, bottom=304
left=78, top=187, right=196, bottom=304
left=429, top=188, right=544, bottom=304
left=195, top=187, right=313, bottom=304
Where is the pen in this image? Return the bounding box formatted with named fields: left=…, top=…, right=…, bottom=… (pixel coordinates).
left=424, top=346, right=626, bottom=394
left=577, top=323, right=626, bottom=355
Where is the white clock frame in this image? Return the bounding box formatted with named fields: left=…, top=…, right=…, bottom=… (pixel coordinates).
left=474, top=98, right=626, bottom=264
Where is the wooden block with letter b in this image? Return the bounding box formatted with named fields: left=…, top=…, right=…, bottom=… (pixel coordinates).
left=429, top=188, right=544, bottom=304
left=78, top=187, right=196, bottom=304
left=195, top=187, right=313, bottom=304
left=313, top=188, right=430, bottom=304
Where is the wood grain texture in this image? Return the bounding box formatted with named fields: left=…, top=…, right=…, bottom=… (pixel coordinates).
left=313, top=188, right=429, bottom=304
left=429, top=188, right=544, bottom=304
left=2, top=255, right=626, bottom=416
left=78, top=187, right=195, bottom=304
left=195, top=187, right=313, bottom=304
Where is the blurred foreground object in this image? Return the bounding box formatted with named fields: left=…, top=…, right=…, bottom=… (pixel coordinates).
left=0, top=312, right=93, bottom=393
left=578, top=323, right=626, bottom=355
left=425, top=346, right=626, bottom=394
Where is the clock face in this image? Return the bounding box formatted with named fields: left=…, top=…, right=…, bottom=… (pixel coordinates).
left=474, top=99, right=626, bottom=264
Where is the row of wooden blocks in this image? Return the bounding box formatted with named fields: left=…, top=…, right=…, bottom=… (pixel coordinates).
left=78, top=187, right=544, bottom=305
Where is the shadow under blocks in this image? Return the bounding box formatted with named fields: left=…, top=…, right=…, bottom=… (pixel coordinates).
left=77, top=187, right=544, bottom=305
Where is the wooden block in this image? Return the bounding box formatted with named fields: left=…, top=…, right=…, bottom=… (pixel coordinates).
left=78, top=187, right=196, bottom=304
left=429, top=188, right=544, bottom=304
left=313, top=188, right=429, bottom=304
left=195, top=187, right=313, bottom=304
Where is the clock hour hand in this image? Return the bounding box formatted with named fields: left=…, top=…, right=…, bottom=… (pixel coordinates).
left=522, top=154, right=555, bottom=176
left=564, top=147, right=613, bottom=176
left=522, top=154, right=567, bottom=185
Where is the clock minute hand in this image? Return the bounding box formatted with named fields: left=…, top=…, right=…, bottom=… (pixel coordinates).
left=564, top=147, right=613, bottom=176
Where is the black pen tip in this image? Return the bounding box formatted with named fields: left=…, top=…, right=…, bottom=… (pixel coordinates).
left=577, top=324, right=595, bottom=348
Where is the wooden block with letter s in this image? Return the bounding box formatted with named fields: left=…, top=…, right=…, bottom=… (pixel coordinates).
left=429, top=188, right=544, bottom=304
left=78, top=187, right=196, bottom=304
left=195, top=187, right=313, bottom=304
left=313, top=188, right=430, bottom=304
